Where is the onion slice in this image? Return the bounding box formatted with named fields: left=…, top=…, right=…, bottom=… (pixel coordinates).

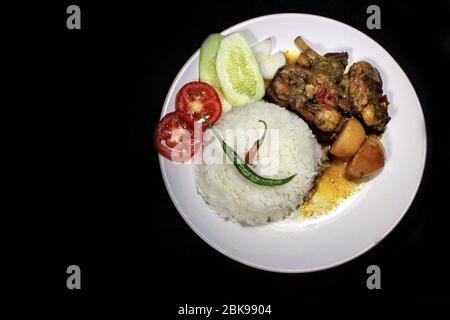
left=259, top=51, right=286, bottom=80
left=251, top=38, right=272, bottom=63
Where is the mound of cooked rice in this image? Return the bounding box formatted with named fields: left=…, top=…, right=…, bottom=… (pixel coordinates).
left=194, top=101, right=322, bottom=225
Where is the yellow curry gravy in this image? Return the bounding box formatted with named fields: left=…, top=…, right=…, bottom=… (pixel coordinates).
left=299, top=159, right=361, bottom=217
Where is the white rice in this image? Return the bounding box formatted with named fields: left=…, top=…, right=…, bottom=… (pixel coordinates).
left=194, top=101, right=322, bottom=225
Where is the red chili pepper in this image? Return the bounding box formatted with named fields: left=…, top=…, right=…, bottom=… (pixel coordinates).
left=316, top=86, right=337, bottom=109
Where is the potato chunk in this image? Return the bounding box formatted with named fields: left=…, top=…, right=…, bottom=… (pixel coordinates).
left=330, top=117, right=365, bottom=158
left=346, top=136, right=385, bottom=179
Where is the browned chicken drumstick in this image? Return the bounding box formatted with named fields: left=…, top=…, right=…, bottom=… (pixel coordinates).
left=341, top=61, right=390, bottom=131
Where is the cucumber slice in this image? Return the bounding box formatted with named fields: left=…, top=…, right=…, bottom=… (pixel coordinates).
left=216, top=33, right=265, bottom=107
left=199, top=33, right=232, bottom=113
left=200, top=33, right=223, bottom=89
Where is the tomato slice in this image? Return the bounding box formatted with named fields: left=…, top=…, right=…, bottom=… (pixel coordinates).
left=175, top=81, right=222, bottom=130
left=154, top=111, right=200, bottom=162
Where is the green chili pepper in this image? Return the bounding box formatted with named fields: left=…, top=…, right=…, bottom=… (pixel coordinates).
left=202, top=116, right=296, bottom=187
left=245, top=120, right=267, bottom=164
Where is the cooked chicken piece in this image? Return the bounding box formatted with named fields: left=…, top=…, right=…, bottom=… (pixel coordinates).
left=315, top=52, right=348, bottom=81
left=341, top=61, right=390, bottom=131
left=293, top=37, right=348, bottom=110
left=266, top=64, right=310, bottom=108
left=291, top=97, right=343, bottom=133
left=307, top=55, right=347, bottom=108
left=295, top=36, right=348, bottom=82
left=287, top=36, right=348, bottom=135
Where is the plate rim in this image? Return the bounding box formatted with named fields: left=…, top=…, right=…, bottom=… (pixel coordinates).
left=158, top=13, right=428, bottom=273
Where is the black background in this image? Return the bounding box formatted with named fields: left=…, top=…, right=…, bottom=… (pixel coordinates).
left=2, top=0, right=449, bottom=309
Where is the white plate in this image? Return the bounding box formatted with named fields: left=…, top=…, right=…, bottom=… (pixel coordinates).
left=158, top=14, right=427, bottom=272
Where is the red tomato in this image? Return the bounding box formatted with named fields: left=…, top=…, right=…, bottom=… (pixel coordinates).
left=175, top=81, right=222, bottom=130
left=154, top=111, right=200, bottom=162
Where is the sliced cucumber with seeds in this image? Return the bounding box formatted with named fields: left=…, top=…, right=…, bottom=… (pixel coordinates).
left=199, top=33, right=232, bottom=113
left=200, top=34, right=223, bottom=89
left=216, top=33, right=265, bottom=107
